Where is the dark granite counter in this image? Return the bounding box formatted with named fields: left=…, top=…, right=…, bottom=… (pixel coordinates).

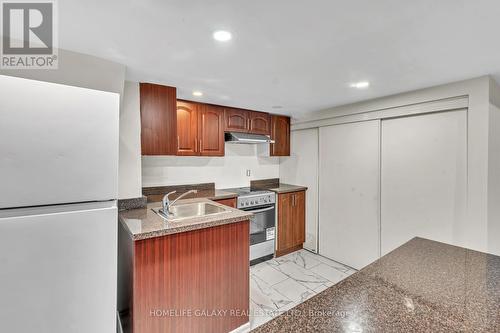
left=119, top=198, right=252, bottom=241
left=252, top=238, right=500, bottom=332
left=267, top=183, right=308, bottom=194
left=250, top=178, right=308, bottom=194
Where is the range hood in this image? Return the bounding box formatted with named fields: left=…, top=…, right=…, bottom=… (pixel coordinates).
left=225, top=132, right=275, bottom=144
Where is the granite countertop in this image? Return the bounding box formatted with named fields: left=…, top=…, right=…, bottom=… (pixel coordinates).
left=119, top=198, right=252, bottom=241
left=250, top=179, right=308, bottom=194
left=252, top=238, right=500, bottom=332
left=206, top=189, right=238, bottom=200
left=267, top=183, right=308, bottom=194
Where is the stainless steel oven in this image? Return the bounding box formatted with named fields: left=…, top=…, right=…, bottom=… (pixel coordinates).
left=229, top=188, right=276, bottom=265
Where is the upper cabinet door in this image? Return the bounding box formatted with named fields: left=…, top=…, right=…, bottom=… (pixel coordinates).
left=270, top=115, right=290, bottom=156
left=140, top=83, right=177, bottom=155
left=199, top=105, right=225, bottom=156
left=176, top=101, right=199, bottom=156
left=224, top=108, right=249, bottom=133
left=248, top=111, right=271, bottom=135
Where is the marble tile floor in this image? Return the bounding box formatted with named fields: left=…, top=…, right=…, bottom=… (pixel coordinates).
left=248, top=249, right=357, bottom=331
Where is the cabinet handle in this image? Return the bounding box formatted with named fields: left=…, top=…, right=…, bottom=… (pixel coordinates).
left=177, top=136, right=180, bottom=149
left=292, top=194, right=295, bottom=207
left=247, top=118, right=250, bottom=130
left=199, top=139, right=202, bottom=152
left=195, top=138, right=198, bottom=152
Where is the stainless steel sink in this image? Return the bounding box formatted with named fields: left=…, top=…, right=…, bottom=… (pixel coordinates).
left=152, top=202, right=230, bottom=221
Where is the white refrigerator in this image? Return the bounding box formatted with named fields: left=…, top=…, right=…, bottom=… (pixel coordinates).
left=0, top=75, right=119, bottom=333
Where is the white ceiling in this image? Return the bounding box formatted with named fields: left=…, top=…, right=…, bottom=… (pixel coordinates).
left=59, top=0, right=500, bottom=117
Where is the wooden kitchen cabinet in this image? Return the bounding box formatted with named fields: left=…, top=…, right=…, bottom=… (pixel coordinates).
left=119, top=220, right=250, bottom=333
left=176, top=100, right=198, bottom=156
left=199, top=104, right=225, bottom=156
left=139, top=82, right=288, bottom=156
left=248, top=111, right=271, bottom=135
left=140, top=83, right=177, bottom=155
left=270, top=115, right=291, bottom=156
left=276, top=190, right=306, bottom=257
left=224, top=108, right=249, bottom=133
left=176, top=101, right=225, bottom=156
left=224, top=108, right=271, bottom=135
left=213, top=197, right=237, bottom=208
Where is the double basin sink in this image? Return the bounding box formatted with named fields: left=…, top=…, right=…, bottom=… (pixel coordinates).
left=152, top=201, right=231, bottom=222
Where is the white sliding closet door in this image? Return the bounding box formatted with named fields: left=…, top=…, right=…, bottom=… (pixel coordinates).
left=381, top=110, right=467, bottom=255
left=319, top=120, right=380, bottom=269
left=280, top=128, right=319, bottom=252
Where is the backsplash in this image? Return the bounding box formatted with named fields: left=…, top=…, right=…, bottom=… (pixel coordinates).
left=141, top=144, right=279, bottom=189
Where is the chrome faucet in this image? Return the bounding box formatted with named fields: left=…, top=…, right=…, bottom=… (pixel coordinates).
left=161, top=190, right=198, bottom=216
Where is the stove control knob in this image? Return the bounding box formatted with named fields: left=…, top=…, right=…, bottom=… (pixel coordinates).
left=251, top=201, right=255, bottom=205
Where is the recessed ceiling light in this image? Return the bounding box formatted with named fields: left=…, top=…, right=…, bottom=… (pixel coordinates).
left=350, top=81, right=370, bottom=89
left=272, top=105, right=283, bottom=109
left=192, top=91, right=203, bottom=97
left=213, top=30, right=232, bottom=42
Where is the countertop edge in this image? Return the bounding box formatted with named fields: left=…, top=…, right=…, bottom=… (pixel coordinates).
left=125, top=214, right=252, bottom=241
left=119, top=198, right=252, bottom=241
left=207, top=191, right=238, bottom=200
left=268, top=184, right=308, bottom=194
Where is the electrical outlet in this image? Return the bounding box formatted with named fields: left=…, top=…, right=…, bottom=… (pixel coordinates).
left=246, top=169, right=251, bottom=177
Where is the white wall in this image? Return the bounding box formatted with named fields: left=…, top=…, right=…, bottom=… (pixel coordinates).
left=279, top=129, right=319, bottom=252
left=488, top=103, right=500, bottom=255
left=291, top=76, right=493, bottom=254
left=119, top=82, right=142, bottom=198
left=0, top=48, right=125, bottom=95
left=142, top=144, right=279, bottom=188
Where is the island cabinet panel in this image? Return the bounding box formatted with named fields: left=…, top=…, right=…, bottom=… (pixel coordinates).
left=224, top=108, right=249, bottom=133
left=140, top=83, right=177, bottom=155
left=176, top=101, right=199, bottom=156
left=248, top=111, right=271, bottom=135
left=213, top=197, right=237, bottom=208
left=276, top=190, right=306, bottom=257
left=270, top=115, right=291, bottom=156
left=132, top=221, right=250, bottom=333
left=199, top=105, right=225, bottom=156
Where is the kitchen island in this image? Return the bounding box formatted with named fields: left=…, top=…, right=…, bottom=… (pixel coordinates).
left=118, top=198, right=253, bottom=333
left=252, top=237, right=500, bottom=332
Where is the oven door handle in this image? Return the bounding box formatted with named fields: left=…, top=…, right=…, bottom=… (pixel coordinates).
left=247, top=206, right=275, bottom=213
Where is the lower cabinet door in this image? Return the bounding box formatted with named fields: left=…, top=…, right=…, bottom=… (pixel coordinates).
left=293, top=191, right=306, bottom=245
left=277, top=191, right=306, bottom=257
left=213, top=197, right=236, bottom=208
left=277, top=192, right=294, bottom=253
